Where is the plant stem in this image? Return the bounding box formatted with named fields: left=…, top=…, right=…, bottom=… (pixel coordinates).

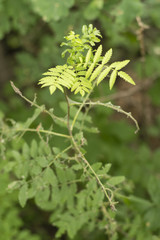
left=10, top=81, right=66, bottom=124
left=65, top=85, right=116, bottom=210
left=71, top=100, right=139, bottom=133
left=71, top=80, right=97, bottom=131
left=11, top=128, right=71, bottom=139
left=71, top=134, right=116, bottom=210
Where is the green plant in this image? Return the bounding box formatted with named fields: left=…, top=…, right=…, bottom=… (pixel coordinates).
left=2, top=25, right=140, bottom=239
left=39, top=24, right=135, bottom=96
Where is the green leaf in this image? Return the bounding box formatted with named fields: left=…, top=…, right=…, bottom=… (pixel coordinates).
left=90, top=64, right=103, bottom=82
left=122, top=195, right=152, bottom=212
left=93, top=45, right=102, bottom=63
left=35, top=187, right=51, bottom=210
left=30, top=139, right=38, bottom=158
left=107, top=176, right=125, bottom=186
left=56, top=167, right=67, bottom=184
left=30, top=165, right=42, bottom=176
left=43, top=167, right=58, bottom=186
left=109, top=70, right=117, bottom=90
left=97, top=66, right=111, bottom=85
left=91, top=162, right=102, bottom=172
left=22, top=142, right=30, bottom=159
left=118, top=71, right=135, bottom=85
left=36, top=156, right=48, bottom=168
left=18, top=183, right=28, bottom=207
left=86, top=63, right=95, bottom=79
left=147, top=177, right=160, bottom=204
left=49, top=85, right=56, bottom=94
left=39, top=65, right=75, bottom=95
left=97, top=163, right=112, bottom=175
left=31, top=0, right=75, bottom=21
left=85, top=48, right=92, bottom=66
left=102, top=48, right=112, bottom=65
left=115, top=60, right=130, bottom=70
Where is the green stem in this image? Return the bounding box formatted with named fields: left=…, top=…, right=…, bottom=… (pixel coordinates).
left=11, top=128, right=71, bottom=139
left=10, top=81, right=66, bottom=124
left=71, top=80, right=97, bottom=131
left=71, top=100, right=139, bottom=134
left=70, top=134, right=116, bottom=210
left=64, top=84, right=115, bottom=209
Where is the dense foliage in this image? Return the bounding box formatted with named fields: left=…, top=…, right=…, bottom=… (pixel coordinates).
left=0, top=0, right=160, bottom=240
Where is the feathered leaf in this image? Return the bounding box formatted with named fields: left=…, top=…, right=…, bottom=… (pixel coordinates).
left=38, top=65, right=76, bottom=95
left=71, top=77, right=92, bottom=96
left=118, top=71, right=135, bottom=85
left=93, top=45, right=102, bottom=64
left=109, top=70, right=117, bottom=90
left=102, top=49, right=112, bottom=65
left=90, top=64, right=103, bottom=82
left=97, top=67, right=111, bottom=85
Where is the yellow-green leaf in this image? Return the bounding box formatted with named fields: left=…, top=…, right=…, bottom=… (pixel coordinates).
left=93, top=45, right=102, bottom=63
left=90, top=64, right=103, bottom=82
left=109, top=70, right=117, bottom=90
left=86, top=63, right=95, bottom=79
left=115, top=60, right=130, bottom=70
left=49, top=85, right=56, bottom=94
left=97, top=66, right=111, bottom=85
left=102, top=49, right=112, bottom=65
left=118, top=71, right=135, bottom=85
left=85, top=48, right=92, bottom=66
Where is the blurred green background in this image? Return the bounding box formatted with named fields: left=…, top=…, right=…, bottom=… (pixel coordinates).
left=0, top=0, right=160, bottom=239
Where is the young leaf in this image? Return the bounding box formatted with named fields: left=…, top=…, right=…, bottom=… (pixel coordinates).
left=118, top=71, right=135, bottom=85
left=86, top=63, right=95, bottom=79
left=93, top=45, right=102, bottom=63
left=90, top=64, right=103, bottom=82
left=97, top=66, right=111, bottom=85
left=115, top=60, right=130, bottom=70
left=85, top=48, right=92, bottom=66
left=49, top=85, right=56, bottom=94
left=109, top=70, right=117, bottom=90
left=102, top=48, right=112, bottom=65
left=18, top=183, right=28, bottom=207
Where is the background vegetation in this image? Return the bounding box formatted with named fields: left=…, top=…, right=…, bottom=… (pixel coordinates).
left=0, top=0, right=160, bottom=239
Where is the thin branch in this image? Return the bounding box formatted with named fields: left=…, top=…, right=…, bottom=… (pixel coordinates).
left=64, top=89, right=72, bottom=136
left=66, top=81, right=116, bottom=209
left=10, top=128, right=71, bottom=139
left=70, top=135, right=116, bottom=210
left=10, top=81, right=66, bottom=124
left=70, top=100, right=139, bottom=134
left=90, top=101, right=139, bottom=133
